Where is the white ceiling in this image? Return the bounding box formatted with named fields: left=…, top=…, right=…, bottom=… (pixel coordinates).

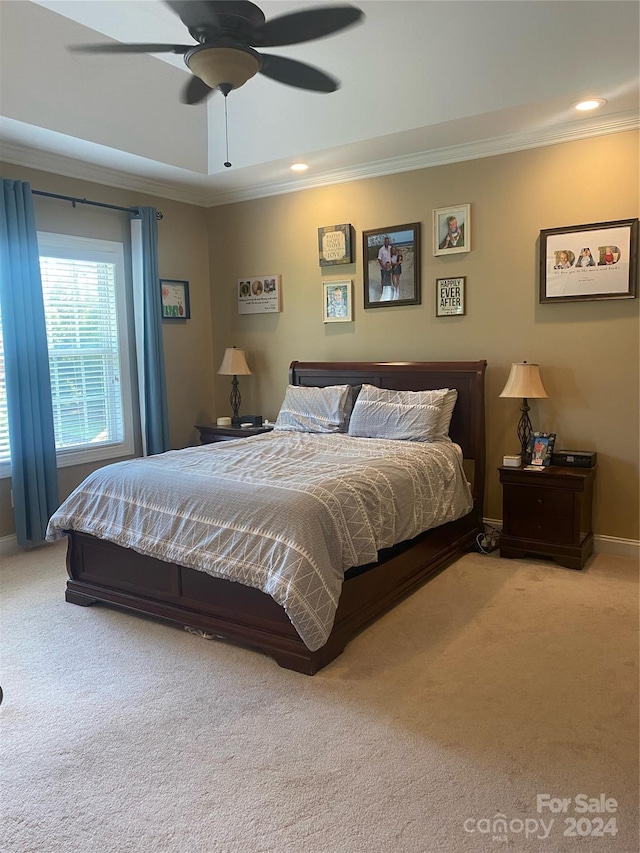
left=0, top=0, right=638, bottom=206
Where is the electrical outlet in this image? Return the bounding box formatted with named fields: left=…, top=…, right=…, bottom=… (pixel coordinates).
left=479, top=528, right=501, bottom=552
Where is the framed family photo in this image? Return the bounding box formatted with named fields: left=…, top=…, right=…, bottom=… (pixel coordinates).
left=362, top=222, right=421, bottom=309
left=433, top=204, right=471, bottom=256
left=539, top=218, right=638, bottom=303
left=322, top=280, right=353, bottom=323
left=160, top=279, right=190, bottom=320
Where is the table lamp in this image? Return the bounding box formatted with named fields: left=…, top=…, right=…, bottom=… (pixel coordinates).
left=499, top=361, right=548, bottom=459
left=217, top=347, right=251, bottom=425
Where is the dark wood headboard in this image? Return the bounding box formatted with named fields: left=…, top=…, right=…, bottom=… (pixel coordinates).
left=289, top=360, right=487, bottom=515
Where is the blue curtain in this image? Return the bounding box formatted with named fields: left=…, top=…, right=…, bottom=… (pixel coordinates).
left=131, top=207, right=170, bottom=455
left=0, top=179, right=59, bottom=546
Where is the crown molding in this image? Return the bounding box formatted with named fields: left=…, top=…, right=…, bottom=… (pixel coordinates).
left=202, top=112, right=640, bottom=206
left=0, top=140, right=211, bottom=208
left=2, top=112, right=637, bottom=209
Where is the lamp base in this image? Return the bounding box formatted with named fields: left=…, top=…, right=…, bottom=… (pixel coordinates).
left=518, top=398, right=532, bottom=461
left=229, top=375, right=241, bottom=426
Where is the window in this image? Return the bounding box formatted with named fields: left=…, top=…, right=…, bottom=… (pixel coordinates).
left=0, top=233, right=134, bottom=476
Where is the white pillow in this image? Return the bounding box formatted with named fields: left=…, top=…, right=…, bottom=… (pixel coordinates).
left=347, top=384, right=447, bottom=441
left=274, top=384, right=353, bottom=433
left=433, top=388, right=458, bottom=441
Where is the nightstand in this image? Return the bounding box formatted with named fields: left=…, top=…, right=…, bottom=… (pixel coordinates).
left=196, top=424, right=273, bottom=444
left=498, top=465, right=596, bottom=570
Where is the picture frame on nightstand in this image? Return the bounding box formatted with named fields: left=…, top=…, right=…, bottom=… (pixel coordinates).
left=526, top=431, right=556, bottom=466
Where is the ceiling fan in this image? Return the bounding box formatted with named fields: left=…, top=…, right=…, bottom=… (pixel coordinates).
left=71, top=1, right=364, bottom=105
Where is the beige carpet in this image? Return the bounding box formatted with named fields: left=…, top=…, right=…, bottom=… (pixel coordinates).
left=1, top=541, right=638, bottom=853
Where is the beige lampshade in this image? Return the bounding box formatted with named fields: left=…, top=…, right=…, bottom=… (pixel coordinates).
left=186, top=46, right=260, bottom=92
left=217, top=347, right=251, bottom=376
left=499, top=362, right=548, bottom=399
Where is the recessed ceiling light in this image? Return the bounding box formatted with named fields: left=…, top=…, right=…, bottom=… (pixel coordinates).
left=574, top=98, right=607, bottom=111
left=290, top=163, right=309, bottom=172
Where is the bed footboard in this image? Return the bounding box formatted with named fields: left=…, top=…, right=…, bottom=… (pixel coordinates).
left=64, top=508, right=480, bottom=675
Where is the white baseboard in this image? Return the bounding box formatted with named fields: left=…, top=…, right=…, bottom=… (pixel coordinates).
left=483, top=518, right=640, bottom=560
left=592, top=535, right=640, bottom=560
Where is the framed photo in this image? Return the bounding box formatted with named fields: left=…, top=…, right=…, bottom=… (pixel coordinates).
left=238, top=275, right=282, bottom=314
left=322, top=280, right=353, bottom=323
left=540, top=218, right=638, bottom=303
left=433, top=204, right=471, bottom=256
left=436, top=276, right=466, bottom=317
left=160, top=279, right=190, bottom=320
left=362, top=222, right=421, bottom=309
left=318, top=224, right=353, bottom=266
left=526, top=431, right=556, bottom=467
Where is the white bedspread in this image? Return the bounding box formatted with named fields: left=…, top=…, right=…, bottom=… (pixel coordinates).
left=46, top=432, right=473, bottom=651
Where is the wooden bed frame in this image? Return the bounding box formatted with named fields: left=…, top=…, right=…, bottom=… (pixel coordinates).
left=64, top=360, right=487, bottom=674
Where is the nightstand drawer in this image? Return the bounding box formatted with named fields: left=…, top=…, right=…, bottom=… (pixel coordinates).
left=504, top=484, right=574, bottom=519
left=507, top=512, right=574, bottom=544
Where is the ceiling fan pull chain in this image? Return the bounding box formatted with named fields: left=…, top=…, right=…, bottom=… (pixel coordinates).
left=223, top=93, right=232, bottom=168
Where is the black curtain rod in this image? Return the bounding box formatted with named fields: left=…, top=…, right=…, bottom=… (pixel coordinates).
left=31, top=189, right=163, bottom=220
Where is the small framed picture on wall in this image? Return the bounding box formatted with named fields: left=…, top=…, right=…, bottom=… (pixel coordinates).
left=238, top=275, right=282, bottom=314
left=318, top=224, right=353, bottom=266
left=322, top=280, right=353, bottom=322
left=436, top=276, right=466, bottom=316
left=160, top=279, right=190, bottom=320
left=433, top=204, right=471, bottom=256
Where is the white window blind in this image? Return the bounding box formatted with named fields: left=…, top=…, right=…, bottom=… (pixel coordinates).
left=0, top=233, right=134, bottom=477
left=41, top=255, right=124, bottom=445
left=38, top=233, right=134, bottom=467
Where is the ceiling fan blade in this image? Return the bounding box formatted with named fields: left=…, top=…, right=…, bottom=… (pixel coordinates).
left=165, top=1, right=221, bottom=29
left=259, top=54, right=338, bottom=93
left=70, top=43, right=191, bottom=54
left=182, top=75, right=215, bottom=105
left=166, top=1, right=264, bottom=31
left=253, top=5, right=363, bottom=48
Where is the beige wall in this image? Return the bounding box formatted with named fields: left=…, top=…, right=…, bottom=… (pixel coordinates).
left=208, top=132, right=639, bottom=540
left=1, top=131, right=638, bottom=542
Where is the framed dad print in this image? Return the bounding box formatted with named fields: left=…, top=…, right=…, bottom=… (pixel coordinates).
left=318, top=224, right=353, bottom=266
left=540, top=218, right=638, bottom=303
left=362, top=222, right=421, bottom=309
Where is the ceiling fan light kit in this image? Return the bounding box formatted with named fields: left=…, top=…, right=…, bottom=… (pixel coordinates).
left=71, top=1, right=363, bottom=101
left=185, top=45, right=260, bottom=92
